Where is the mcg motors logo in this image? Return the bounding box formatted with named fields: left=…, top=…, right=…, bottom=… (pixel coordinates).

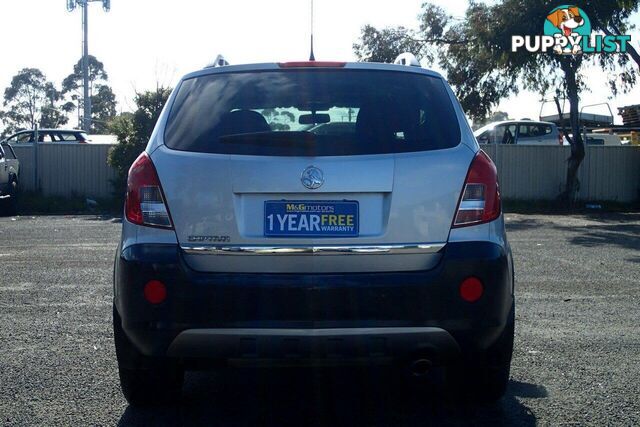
left=512, top=5, right=632, bottom=55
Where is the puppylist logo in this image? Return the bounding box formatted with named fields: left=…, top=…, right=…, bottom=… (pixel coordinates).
left=512, top=5, right=632, bottom=55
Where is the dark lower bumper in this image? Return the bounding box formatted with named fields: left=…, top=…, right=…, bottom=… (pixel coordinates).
left=167, top=327, right=459, bottom=365
left=114, top=241, right=514, bottom=363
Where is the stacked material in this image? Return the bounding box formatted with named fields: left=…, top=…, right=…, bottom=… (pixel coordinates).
left=618, top=104, right=640, bottom=126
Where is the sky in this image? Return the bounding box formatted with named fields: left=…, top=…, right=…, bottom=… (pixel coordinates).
left=0, top=0, right=638, bottom=127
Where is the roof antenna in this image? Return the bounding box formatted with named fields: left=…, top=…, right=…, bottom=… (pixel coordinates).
left=309, top=0, right=315, bottom=61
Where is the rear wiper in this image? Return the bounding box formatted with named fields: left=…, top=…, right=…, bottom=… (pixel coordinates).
left=218, top=131, right=317, bottom=146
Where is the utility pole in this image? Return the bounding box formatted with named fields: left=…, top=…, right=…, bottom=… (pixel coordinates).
left=33, top=124, right=39, bottom=191
left=82, top=3, right=91, bottom=133
left=66, top=0, right=111, bottom=132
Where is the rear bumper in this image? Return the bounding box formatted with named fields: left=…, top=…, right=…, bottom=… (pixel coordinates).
left=167, top=327, right=460, bottom=366
left=114, top=241, right=514, bottom=366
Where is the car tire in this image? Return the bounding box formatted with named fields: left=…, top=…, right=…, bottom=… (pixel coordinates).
left=446, top=303, right=514, bottom=402
left=113, top=305, right=184, bottom=407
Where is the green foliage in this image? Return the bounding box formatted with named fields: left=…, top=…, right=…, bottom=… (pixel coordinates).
left=62, top=55, right=117, bottom=133
left=1, top=68, right=69, bottom=134
left=353, top=25, right=424, bottom=64
left=473, top=111, right=511, bottom=129
left=107, top=87, right=172, bottom=197
left=91, top=84, right=117, bottom=133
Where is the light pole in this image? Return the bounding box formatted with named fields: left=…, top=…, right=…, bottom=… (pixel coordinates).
left=66, top=0, right=110, bottom=132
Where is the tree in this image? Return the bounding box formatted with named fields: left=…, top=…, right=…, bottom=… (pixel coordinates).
left=107, top=86, right=172, bottom=197
left=91, top=84, right=118, bottom=133
left=474, top=111, right=511, bottom=129
left=1, top=68, right=73, bottom=135
left=262, top=108, right=294, bottom=131
left=354, top=1, right=640, bottom=201
left=353, top=26, right=425, bottom=64
left=62, top=55, right=117, bottom=133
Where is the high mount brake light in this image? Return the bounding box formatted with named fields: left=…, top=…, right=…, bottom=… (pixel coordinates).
left=125, top=152, right=173, bottom=229
left=453, top=151, right=501, bottom=228
left=278, top=61, right=346, bottom=68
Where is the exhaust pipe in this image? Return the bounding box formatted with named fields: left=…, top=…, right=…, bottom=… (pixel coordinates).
left=410, top=359, right=433, bottom=377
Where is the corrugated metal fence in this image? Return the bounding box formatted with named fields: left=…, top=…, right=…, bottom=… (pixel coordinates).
left=482, top=145, right=640, bottom=202
left=8, top=143, right=640, bottom=202
left=11, top=144, right=117, bottom=199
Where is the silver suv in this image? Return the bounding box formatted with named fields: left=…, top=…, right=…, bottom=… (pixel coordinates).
left=113, top=60, right=515, bottom=406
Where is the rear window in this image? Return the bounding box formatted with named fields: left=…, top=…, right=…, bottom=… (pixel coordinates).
left=519, top=124, right=553, bottom=138
left=164, top=70, right=461, bottom=156
left=58, top=132, right=87, bottom=141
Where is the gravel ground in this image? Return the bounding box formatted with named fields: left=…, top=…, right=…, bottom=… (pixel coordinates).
left=0, top=213, right=639, bottom=426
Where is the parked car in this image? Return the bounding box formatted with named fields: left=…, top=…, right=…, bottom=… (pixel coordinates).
left=0, top=142, right=19, bottom=213
left=585, top=133, right=623, bottom=146
left=2, top=129, right=89, bottom=144
left=113, top=58, right=515, bottom=406
left=475, top=120, right=563, bottom=145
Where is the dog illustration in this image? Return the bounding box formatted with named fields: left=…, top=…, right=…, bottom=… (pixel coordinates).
left=546, top=6, right=585, bottom=54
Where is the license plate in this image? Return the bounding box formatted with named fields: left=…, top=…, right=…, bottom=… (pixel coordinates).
left=264, top=200, right=359, bottom=237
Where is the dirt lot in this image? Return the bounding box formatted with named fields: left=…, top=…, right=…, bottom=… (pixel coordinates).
left=1, top=213, right=639, bottom=426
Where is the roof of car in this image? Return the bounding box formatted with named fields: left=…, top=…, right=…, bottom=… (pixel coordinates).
left=474, top=120, right=557, bottom=135
left=14, top=129, right=84, bottom=133
left=181, top=61, right=444, bottom=82
left=487, top=120, right=556, bottom=127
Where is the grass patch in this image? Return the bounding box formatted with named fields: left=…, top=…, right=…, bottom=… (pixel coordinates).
left=13, top=191, right=122, bottom=216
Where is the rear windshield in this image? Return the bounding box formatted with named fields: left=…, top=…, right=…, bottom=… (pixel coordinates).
left=164, top=69, right=461, bottom=156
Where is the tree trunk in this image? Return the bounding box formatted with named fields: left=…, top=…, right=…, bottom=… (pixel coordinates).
left=559, top=57, right=585, bottom=202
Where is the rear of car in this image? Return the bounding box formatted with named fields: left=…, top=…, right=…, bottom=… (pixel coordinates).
left=0, top=142, right=19, bottom=214
left=3, top=129, right=88, bottom=143
left=585, top=133, right=622, bottom=146
left=113, top=61, right=514, bottom=406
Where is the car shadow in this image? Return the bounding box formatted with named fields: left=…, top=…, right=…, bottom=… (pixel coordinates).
left=117, top=368, right=541, bottom=427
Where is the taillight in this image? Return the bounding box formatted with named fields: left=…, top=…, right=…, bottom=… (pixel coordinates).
left=558, top=132, right=564, bottom=145
left=453, top=151, right=501, bottom=228
left=125, top=152, right=173, bottom=229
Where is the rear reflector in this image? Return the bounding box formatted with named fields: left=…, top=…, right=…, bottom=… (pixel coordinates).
left=459, top=277, right=483, bottom=302
left=278, top=61, right=346, bottom=68
left=453, top=151, right=501, bottom=228
left=144, top=280, right=167, bottom=304
left=125, top=152, right=173, bottom=229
